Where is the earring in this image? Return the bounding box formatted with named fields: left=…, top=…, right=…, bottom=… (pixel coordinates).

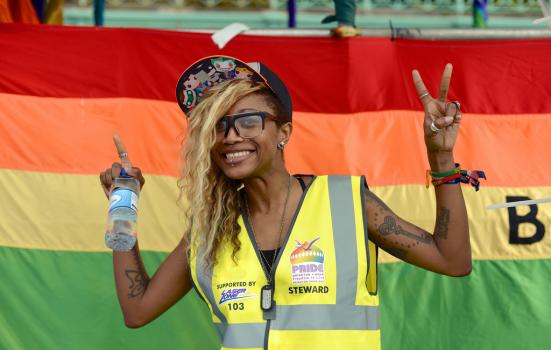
left=277, top=142, right=285, bottom=150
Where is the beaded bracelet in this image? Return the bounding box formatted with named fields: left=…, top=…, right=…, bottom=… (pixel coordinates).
left=426, top=163, right=487, bottom=191
left=425, top=163, right=461, bottom=188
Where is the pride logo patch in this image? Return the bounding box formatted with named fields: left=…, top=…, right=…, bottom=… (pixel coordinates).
left=290, top=237, right=325, bottom=284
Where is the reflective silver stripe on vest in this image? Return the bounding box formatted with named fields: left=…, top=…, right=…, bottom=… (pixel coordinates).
left=327, top=176, right=360, bottom=305
left=195, top=252, right=227, bottom=335
left=270, top=176, right=380, bottom=333
left=271, top=304, right=380, bottom=330
left=196, top=250, right=266, bottom=348
left=214, top=322, right=266, bottom=349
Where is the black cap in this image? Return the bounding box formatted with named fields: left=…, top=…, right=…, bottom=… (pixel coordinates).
left=176, top=55, right=292, bottom=121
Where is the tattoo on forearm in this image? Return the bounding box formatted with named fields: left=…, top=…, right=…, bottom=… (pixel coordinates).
left=435, top=207, right=450, bottom=240
left=125, top=247, right=149, bottom=299
left=125, top=270, right=148, bottom=298
left=378, top=216, right=432, bottom=244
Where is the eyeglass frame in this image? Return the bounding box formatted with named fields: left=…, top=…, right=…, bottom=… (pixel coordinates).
left=216, top=111, right=280, bottom=139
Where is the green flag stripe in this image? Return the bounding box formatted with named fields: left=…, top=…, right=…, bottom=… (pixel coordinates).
left=0, top=247, right=218, bottom=350
left=380, top=260, right=551, bottom=349
left=1, top=246, right=550, bottom=349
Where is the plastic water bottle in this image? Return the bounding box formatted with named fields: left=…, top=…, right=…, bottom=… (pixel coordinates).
left=105, top=169, right=140, bottom=252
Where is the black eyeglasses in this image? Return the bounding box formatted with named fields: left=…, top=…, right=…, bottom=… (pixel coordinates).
left=216, top=111, right=276, bottom=139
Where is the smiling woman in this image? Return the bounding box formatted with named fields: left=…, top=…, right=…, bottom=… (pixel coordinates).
left=180, top=78, right=293, bottom=269
left=209, top=86, right=290, bottom=181
left=99, top=55, right=474, bottom=350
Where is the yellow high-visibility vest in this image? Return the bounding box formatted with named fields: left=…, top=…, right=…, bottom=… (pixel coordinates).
left=190, top=176, right=380, bottom=350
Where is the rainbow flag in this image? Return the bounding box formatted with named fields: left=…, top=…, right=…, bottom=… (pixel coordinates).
left=1, top=24, right=550, bottom=349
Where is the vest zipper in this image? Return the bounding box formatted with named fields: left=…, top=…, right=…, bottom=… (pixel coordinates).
left=240, top=192, right=276, bottom=350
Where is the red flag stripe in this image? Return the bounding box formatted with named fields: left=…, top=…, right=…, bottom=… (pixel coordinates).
left=2, top=24, right=551, bottom=114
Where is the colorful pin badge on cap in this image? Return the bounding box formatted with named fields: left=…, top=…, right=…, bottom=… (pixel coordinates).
left=175, top=55, right=292, bottom=121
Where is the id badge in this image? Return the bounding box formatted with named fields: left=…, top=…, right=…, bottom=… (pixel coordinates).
left=261, top=284, right=273, bottom=311
left=261, top=284, right=276, bottom=320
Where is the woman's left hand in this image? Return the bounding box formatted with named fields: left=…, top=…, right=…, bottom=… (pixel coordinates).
left=412, top=64, right=461, bottom=153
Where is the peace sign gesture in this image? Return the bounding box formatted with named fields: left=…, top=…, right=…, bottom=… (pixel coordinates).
left=99, top=134, right=145, bottom=198
left=412, top=64, right=462, bottom=153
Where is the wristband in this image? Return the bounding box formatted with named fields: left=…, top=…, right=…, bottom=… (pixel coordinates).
left=431, top=163, right=461, bottom=178
left=427, top=163, right=487, bottom=191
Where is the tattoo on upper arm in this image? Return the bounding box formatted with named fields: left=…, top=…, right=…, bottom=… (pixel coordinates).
left=435, top=207, right=450, bottom=240
left=125, top=247, right=149, bottom=299
left=364, top=189, right=392, bottom=212
left=384, top=246, right=408, bottom=260
left=366, top=187, right=432, bottom=259
left=378, top=216, right=432, bottom=244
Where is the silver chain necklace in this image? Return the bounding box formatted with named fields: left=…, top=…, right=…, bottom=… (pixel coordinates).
left=245, top=174, right=292, bottom=273
left=244, top=173, right=292, bottom=319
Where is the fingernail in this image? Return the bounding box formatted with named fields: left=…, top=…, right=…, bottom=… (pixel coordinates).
left=444, top=116, right=454, bottom=124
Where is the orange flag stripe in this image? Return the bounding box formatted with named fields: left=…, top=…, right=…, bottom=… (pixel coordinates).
left=1, top=93, right=550, bottom=187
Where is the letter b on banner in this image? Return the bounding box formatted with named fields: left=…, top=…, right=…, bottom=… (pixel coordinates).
left=507, top=196, right=545, bottom=244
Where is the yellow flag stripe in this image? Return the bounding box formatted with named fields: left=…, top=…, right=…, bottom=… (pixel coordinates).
left=372, top=184, right=551, bottom=263
left=1, top=169, right=549, bottom=261
left=0, top=169, right=182, bottom=252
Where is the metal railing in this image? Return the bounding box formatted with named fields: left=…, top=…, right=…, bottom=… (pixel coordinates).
left=68, top=0, right=545, bottom=14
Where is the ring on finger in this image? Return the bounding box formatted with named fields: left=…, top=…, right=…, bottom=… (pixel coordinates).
left=118, top=152, right=128, bottom=159
left=419, top=91, right=430, bottom=99
left=430, top=121, right=441, bottom=133
left=451, top=100, right=461, bottom=117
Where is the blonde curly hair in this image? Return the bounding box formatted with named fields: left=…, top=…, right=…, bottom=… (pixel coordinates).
left=178, top=78, right=284, bottom=269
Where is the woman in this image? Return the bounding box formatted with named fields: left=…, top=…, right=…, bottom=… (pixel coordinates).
left=100, top=56, right=471, bottom=350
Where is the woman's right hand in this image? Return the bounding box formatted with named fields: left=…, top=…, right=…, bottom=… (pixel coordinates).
left=99, top=163, right=145, bottom=198
left=99, top=134, right=146, bottom=199
left=103, top=134, right=191, bottom=328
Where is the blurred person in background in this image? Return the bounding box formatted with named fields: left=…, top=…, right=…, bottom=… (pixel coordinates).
left=322, top=0, right=360, bottom=37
